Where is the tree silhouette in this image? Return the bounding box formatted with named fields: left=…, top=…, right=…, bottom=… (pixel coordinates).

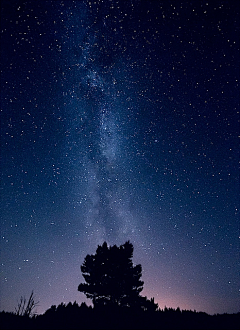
left=78, top=241, right=146, bottom=308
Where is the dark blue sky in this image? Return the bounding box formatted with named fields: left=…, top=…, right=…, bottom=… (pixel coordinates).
left=1, top=0, right=239, bottom=315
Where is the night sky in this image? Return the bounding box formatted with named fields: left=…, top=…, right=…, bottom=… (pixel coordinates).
left=1, top=0, right=239, bottom=315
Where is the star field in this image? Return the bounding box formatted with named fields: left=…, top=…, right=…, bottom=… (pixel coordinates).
left=1, top=0, right=239, bottom=315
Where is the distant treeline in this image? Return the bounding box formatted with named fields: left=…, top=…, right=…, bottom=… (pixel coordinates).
left=0, top=302, right=239, bottom=330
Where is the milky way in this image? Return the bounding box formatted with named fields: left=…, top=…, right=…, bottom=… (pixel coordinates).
left=1, top=0, right=239, bottom=315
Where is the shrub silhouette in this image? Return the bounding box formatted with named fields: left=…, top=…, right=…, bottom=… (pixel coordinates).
left=78, top=241, right=158, bottom=311
left=15, top=290, right=39, bottom=317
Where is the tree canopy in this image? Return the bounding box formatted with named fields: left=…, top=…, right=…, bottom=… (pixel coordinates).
left=78, top=241, right=149, bottom=309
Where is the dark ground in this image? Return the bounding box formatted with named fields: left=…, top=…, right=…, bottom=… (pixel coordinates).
left=0, top=304, right=239, bottom=330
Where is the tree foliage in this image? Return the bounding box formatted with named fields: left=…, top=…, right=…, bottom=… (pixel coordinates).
left=78, top=241, right=146, bottom=308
